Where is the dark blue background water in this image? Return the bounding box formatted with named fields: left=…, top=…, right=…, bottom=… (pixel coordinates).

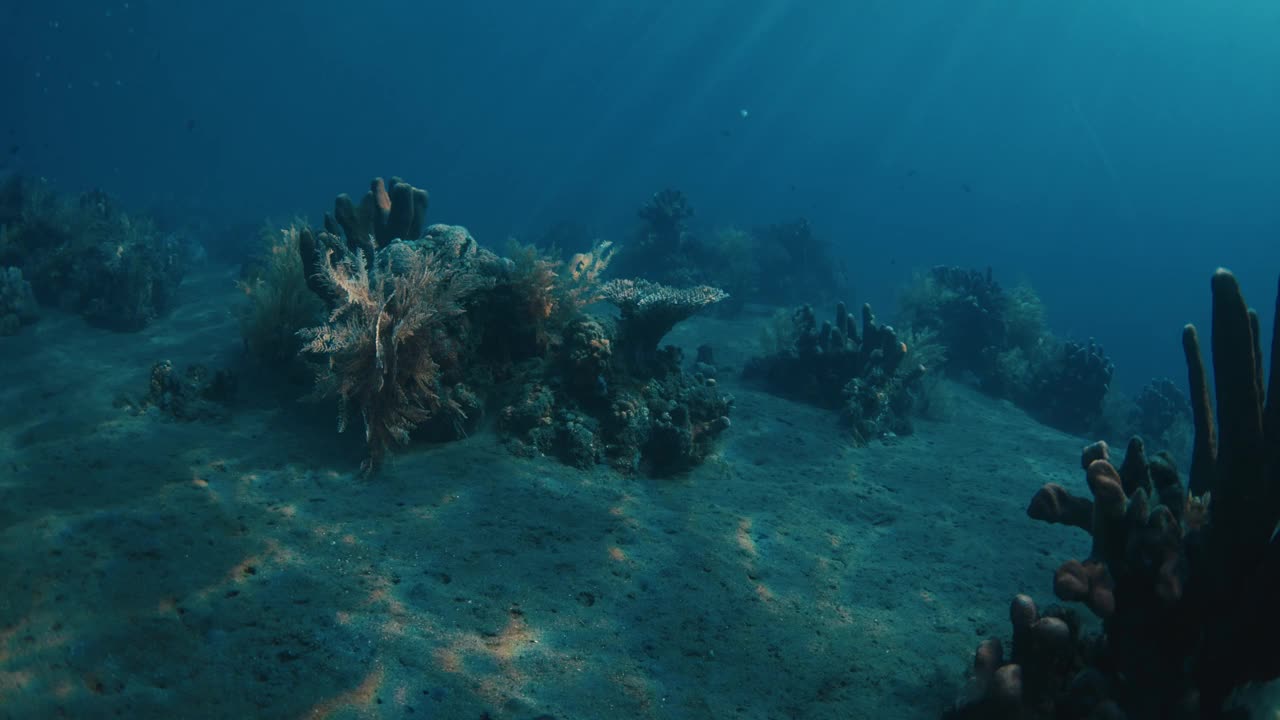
left=4, top=0, right=1278, bottom=393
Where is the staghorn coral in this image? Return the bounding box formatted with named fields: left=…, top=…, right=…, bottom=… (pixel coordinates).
left=298, top=241, right=484, bottom=475
left=946, top=269, right=1280, bottom=719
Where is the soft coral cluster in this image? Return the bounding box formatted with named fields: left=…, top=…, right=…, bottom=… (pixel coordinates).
left=298, top=240, right=486, bottom=475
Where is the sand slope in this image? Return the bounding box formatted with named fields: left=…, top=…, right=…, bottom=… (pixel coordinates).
left=0, top=267, right=1113, bottom=719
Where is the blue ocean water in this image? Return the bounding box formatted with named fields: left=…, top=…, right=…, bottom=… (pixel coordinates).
left=5, top=0, right=1277, bottom=389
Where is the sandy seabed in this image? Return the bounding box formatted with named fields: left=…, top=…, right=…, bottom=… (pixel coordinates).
left=4, top=265, right=1264, bottom=720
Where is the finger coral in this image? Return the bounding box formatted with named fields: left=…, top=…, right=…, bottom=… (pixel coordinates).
left=744, top=300, right=928, bottom=444
left=946, top=269, right=1280, bottom=719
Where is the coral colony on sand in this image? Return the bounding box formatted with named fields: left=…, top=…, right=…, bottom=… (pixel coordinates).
left=899, top=265, right=1115, bottom=433
left=744, top=300, right=928, bottom=444
left=945, top=270, right=1280, bottom=719
left=615, top=187, right=848, bottom=310
left=283, top=177, right=733, bottom=476
left=0, top=176, right=186, bottom=332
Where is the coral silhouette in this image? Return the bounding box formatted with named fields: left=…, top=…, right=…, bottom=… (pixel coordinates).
left=946, top=270, right=1280, bottom=719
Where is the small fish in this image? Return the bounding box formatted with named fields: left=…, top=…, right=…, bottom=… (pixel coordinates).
left=739, top=108, right=749, bottom=119
left=186, top=118, right=197, bottom=132
left=961, top=182, right=972, bottom=193
left=8, top=144, right=18, bottom=156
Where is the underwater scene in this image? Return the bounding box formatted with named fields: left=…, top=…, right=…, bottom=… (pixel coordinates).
left=2, top=1, right=1279, bottom=718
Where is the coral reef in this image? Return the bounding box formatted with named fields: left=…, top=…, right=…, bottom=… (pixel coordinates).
left=1133, top=377, right=1192, bottom=445
left=636, top=188, right=693, bottom=263
left=900, top=266, right=1113, bottom=433
left=1095, top=378, right=1194, bottom=462
left=616, top=189, right=847, bottom=310
left=899, top=266, right=1010, bottom=386
left=129, top=360, right=237, bottom=421
left=289, top=177, right=732, bottom=476
left=945, top=269, right=1280, bottom=719
left=749, top=218, right=849, bottom=307
left=0, top=176, right=186, bottom=330
left=1023, top=338, right=1115, bottom=433
left=744, top=300, right=929, bottom=443
left=501, top=278, right=732, bottom=475
left=0, top=265, right=38, bottom=335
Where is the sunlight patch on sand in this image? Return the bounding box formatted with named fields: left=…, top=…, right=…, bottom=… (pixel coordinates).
left=303, top=660, right=385, bottom=719
left=735, top=517, right=757, bottom=557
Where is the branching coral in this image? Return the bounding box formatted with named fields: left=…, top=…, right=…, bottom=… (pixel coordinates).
left=1024, top=338, right=1115, bottom=433
left=298, top=242, right=483, bottom=475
